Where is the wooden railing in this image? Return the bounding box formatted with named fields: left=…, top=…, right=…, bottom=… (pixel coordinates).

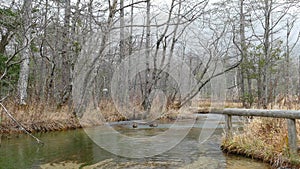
left=192, top=108, right=300, bottom=156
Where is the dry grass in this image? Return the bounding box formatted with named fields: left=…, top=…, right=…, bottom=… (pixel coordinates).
left=0, top=98, right=182, bottom=135
left=222, top=117, right=300, bottom=168
left=0, top=99, right=130, bottom=134
left=0, top=103, right=81, bottom=134
left=97, top=99, right=128, bottom=122
left=196, top=100, right=243, bottom=109
left=79, top=100, right=129, bottom=126
left=0, top=99, right=259, bottom=135
left=269, top=95, right=300, bottom=110
left=221, top=96, right=300, bottom=168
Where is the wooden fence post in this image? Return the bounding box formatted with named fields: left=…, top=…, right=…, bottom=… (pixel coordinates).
left=287, top=118, right=298, bottom=156
left=225, top=114, right=232, bottom=139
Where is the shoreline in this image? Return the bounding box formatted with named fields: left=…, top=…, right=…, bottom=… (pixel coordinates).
left=2, top=105, right=299, bottom=168
left=220, top=117, right=300, bottom=169
left=0, top=116, right=82, bottom=136
left=0, top=110, right=184, bottom=136
left=220, top=143, right=297, bottom=169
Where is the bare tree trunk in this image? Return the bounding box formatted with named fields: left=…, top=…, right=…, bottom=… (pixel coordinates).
left=257, top=65, right=262, bottom=107
left=88, top=0, right=94, bottom=32
left=18, top=0, right=32, bottom=105
left=59, top=0, right=72, bottom=107
left=246, top=76, right=252, bottom=106
left=120, top=0, right=125, bottom=62
left=73, top=0, right=119, bottom=116
left=128, top=0, right=134, bottom=90
left=129, top=0, right=134, bottom=55
left=298, top=55, right=300, bottom=103
left=262, top=0, right=271, bottom=108
left=239, top=68, right=246, bottom=106
left=166, top=0, right=181, bottom=104
left=239, top=0, right=246, bottom=107
left=285, top=20, right=290, bottom=97
left=241, top=0, right=253, bottom=107
left=142, top=0, right=151, bottom=111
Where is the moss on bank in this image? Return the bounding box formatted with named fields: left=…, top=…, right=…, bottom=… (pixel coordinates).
left=221, top=117, right=300, bottom=168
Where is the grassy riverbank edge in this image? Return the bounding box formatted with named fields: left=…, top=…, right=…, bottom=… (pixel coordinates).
left=220, top=117, right=300, bottom=169
left=0, top=100, right=240, bottom=135
left=0, top=104, right=185, bottom=136
left=0, top=111, right=82, bottom=135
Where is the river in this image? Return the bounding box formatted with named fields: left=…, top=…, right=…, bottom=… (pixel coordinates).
left=0, top=114, right=271, bottom=169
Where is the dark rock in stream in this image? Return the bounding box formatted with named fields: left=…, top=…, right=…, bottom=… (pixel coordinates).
left=132, top=123, right=138, bottom=128
left=109, top=120, right=159, bottom=128
left=149, top=123, right=158, bottom=127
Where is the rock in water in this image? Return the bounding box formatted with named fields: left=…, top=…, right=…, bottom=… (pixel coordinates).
left=132, top=123, right=138, bottom=128
left=149, top=123, right=158, bottom=127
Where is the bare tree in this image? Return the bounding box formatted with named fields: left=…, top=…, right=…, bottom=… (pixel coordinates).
left=17, top=0, right=32, bottom=105
left=245, top=0, right=299, bottom=107
left=284, top=18, right=300, bottom=97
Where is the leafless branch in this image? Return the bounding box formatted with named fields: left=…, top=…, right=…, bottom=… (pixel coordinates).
left=0, top=103, right=44, bottom=144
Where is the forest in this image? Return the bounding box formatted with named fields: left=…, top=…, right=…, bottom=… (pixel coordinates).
left=1, top=0, right=300, bottom=168
left=0, top=0, right=299, bottom=114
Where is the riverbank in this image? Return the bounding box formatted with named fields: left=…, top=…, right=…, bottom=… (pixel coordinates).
left=0, top=121, right=270, bottom=169
left=221, top=117, right=300, bottom=168
left=0, top=105, right=81, bottom=135
left=0, top=100, right=185, bottom=135
left=0, top=99, right=242, bottom=135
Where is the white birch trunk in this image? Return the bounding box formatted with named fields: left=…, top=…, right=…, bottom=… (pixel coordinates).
left=18, top=0, right=32, bottom=105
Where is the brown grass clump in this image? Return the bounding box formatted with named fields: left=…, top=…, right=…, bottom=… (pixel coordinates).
left=0, top=98, right=180, bottom=135
left=196, top=100, right=243, bottom=109
left=270, top=95, right=300, bottom=110
left=0, top=103, right=81, bottom=135
left=0, top=98, right=142, bottom=135
left=221, top=117, right=300, bottom=168
left=98, top=100, right=128, bottom=122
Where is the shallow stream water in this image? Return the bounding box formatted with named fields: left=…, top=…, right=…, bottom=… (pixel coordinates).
left=0, top=115, right=271, bottom=169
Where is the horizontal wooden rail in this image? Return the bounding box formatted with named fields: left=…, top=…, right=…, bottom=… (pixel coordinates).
left=196, top=108, right=300, bottom=156
left=215, top=108, right=300, bottom=119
